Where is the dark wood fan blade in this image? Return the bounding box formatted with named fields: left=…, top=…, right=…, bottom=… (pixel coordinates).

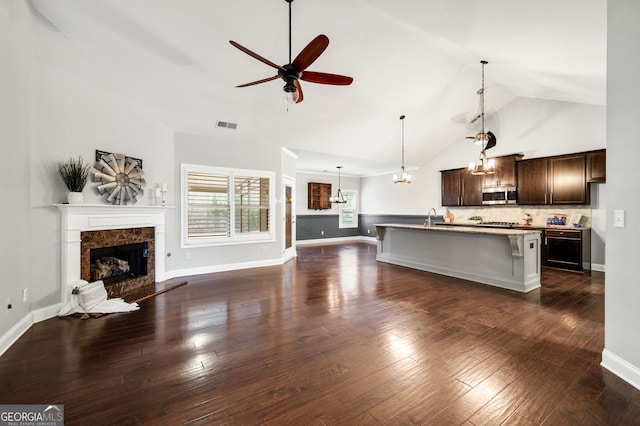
left=292, top=35, right=329, bottom=72
left=229, top=40, right=285, bottom=71
left=235, top=75, right=279, bottom=88
left=300, top=71, right=353, bottom=85
left=485, top=131, right=497, bottom=150
left=293, top=80, right=304, bottom=103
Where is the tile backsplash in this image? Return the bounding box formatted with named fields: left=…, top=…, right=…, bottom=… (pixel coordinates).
left=442, top=206, right=592, bottom=228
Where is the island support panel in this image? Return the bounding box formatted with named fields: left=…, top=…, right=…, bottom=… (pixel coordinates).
left=375, top=225, right=541, bottom=293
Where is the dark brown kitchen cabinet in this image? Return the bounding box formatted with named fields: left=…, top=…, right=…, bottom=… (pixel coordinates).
left=586, top=149, right=606, bottom=182
left=482, top=154, right=523, bottom=187
left=549, top=154, right=587, bottom=204
left=441, top=169, right=462, bottom=206
left=441, top=168, right=483, bottom=206
left=307, top=182, right=331, bottom=210
left=517, top=154, right=588, bottom=205
left=544, top=228, right=590, bottom=271
left=517, top=158, right=548, bottom=204
left=461, top=171, right=483, bottom=206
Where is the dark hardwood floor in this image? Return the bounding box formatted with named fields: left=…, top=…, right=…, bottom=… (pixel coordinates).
left=1, top=242, right=639, bottom=425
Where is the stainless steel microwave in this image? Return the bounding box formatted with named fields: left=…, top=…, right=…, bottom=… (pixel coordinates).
left=482, top=186, right=517, bottom=205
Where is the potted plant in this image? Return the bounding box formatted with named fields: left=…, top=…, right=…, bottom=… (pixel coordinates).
left=58, top=156, right=91, bottom=204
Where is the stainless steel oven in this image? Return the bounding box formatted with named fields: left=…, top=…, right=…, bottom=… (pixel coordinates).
left=482, top=186, right=517, bottom=205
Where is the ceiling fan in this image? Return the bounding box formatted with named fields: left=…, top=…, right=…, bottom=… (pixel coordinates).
left=466, top=60, right=497, bottom=150
left=229, top=0, right=353, bottom=103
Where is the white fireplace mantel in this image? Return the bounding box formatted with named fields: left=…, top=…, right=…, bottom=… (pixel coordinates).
left=55, top=204, right=169, bottom=304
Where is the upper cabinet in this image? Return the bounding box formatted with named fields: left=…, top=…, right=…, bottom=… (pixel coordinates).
left=516, top=158, right=549, bottom=204
left=482, top=154, right=523, bottom=187
left=441, top=169, right=462, bottom=206
left=586, top=149, right=606, bottom=183
left=307, top=182, right=332, bottom=210
left=517, top=154, right=588, bottom=205
left=441, top=168, right=483, bottom=207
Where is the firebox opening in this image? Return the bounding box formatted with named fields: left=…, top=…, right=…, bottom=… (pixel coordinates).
left=90, top=242, right=148, bottom=286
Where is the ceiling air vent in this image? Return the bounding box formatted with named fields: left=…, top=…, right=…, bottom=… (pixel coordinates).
left=216, top=120, right=238, bottom=130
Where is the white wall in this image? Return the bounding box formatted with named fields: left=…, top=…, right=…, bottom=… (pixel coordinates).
left=167, top=132, right=284, bottom=276
left=0, top=1, right=33, bottom=337
left=296, top=171, right=361, bottom=215
left=602, top=0, right=640, bottom=390
left=361, top=97, right=606, bottom=215
left=0, top=1, right=174, bottom=346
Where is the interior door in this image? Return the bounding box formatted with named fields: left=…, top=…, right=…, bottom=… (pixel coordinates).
left=283, top=177, right=296, bottom=262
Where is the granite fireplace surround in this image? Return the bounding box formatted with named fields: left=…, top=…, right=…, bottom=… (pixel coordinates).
left=56, top=205, right=167, bottom=305
left=81, top=227, right=155, bottom=301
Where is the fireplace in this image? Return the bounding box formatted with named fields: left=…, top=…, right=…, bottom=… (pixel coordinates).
left=90, top=242, right=148, bottom=284
left=80, top=227, right=155, bottom=301
left=56, top=205, right=167, bottom=305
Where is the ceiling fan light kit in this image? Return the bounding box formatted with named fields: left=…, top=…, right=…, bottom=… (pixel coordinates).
left=329, top=166, right=347, bottom=204
left=393, top=115, right=412, bottom=184
left=467, top=60, right=496, bottom=176
left=229, top=0, right=353, bottom=104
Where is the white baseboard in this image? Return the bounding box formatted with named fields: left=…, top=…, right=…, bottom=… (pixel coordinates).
left=0, top=313, right=32, bottom=357
left=296, top=236, right=376, bottom=245
left=591, top=263, right=606, bottom=272
left=0, top=303, right=65, bottom=357
left=162, top=257, right=284, bottom=281
left=601, top=348, right=640, bottom=391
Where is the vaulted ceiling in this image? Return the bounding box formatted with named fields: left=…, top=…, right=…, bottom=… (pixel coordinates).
left=31, top=0, right=606, bottom=176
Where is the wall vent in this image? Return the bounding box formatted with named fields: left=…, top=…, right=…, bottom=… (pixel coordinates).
left=216, top=120, right=238, bottom=130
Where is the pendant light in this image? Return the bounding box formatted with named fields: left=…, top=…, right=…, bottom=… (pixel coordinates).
left=467, top=60, right=496, bottom=176
left=393, top=115, right=412, bottom=184
left=329, top=166, right=346, bottom=203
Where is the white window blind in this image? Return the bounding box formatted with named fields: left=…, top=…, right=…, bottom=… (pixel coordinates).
left=235, top=176, right=270, bottom=234
left=182, top=165, right=274, bottom=246
left=187, top=171, right=230, bottom=239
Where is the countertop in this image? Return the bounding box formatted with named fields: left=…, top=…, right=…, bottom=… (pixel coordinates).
left=433, top=222, right=590, bottom=230
left=374, top=223, right=542, bottom=236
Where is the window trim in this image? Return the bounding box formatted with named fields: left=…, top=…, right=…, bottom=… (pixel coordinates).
left=181, top=163, right=275, bottom=247
left=338, top=189, right=358, bottom=229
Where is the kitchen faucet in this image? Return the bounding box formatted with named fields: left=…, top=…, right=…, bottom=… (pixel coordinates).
left=425, top=207, right=437, bottom=227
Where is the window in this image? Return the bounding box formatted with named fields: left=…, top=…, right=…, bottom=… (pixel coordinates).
left=339, top=190, right=358, bottom=228
left=182, top=164, right=274, bottom=246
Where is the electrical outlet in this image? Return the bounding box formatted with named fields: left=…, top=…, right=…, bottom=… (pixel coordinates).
left=614, top=210, right=625, bottom=228
left=367, top=229, right=370, bottom=234
left=321, top=230, right=324, bottom=236
left=185, top=252, right=191, bottom=260
left=22, top=288, right=27, bottom=303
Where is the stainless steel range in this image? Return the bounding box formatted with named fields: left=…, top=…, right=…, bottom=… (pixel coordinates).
left=475, top=221, right=520, bottom=229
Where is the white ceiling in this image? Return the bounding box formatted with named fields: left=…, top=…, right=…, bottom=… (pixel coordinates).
left=31, top=0, right=606, bottom=176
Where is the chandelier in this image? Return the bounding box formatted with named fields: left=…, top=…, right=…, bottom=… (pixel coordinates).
left=329, top=166, right=346, bottom=203
left=467, top=60, right=496, bottom=176
left=393, top=115, right=412, bottom=184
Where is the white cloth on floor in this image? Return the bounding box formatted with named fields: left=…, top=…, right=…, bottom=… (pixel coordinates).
left=57, top=279, right=139, bottom=317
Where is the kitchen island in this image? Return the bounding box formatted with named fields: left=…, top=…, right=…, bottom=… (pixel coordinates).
left=375, top=224, right=541, bottom=293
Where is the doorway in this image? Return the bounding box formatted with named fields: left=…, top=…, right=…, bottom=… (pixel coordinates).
left=283, top=176, right=296, bottom=262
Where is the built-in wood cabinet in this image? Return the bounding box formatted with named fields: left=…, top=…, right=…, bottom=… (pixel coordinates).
left=441, top=169, right=462, bottom=206
left=516, top=158, right=548, bottom=204
left=549, top=154, right=588, bottom=204
left=441, top=168, right=483, bottom=206
left=517, top=154, right=588, bottom=205
left=482, top=154, right=523, bottom=187
left=586, top=149, right=606, bottom=182
left=442, top=150, right=602, bottom=207
left=307, top=182, right=331, bottom=210
left=461, top=171, right=483, bottom=206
